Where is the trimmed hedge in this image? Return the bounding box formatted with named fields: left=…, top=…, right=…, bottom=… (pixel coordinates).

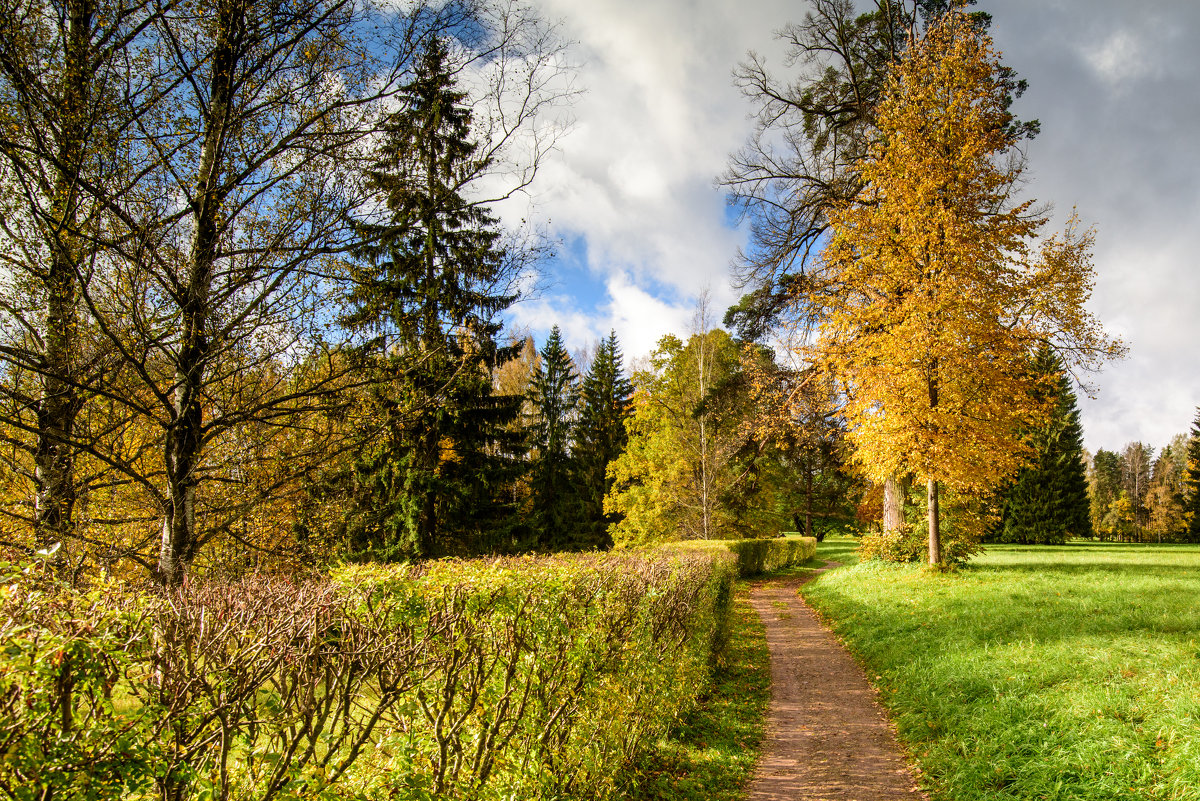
left=668, top=536, right=817, bottom=576
left=0, top=550, right=737, bottom=801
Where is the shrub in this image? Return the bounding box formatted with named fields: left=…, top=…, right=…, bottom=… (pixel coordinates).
left=0, top=550, right=737, bottom=801
left=858, top=524, right=981, bottom=565
left=0, top=561, right=163, bottom=800
left=668, top=536, right=817, bottom=576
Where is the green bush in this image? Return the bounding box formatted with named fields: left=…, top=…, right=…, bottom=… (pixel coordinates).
left=0, top=550, right=737, bottom=801
left=668, top=536, right=817, bottom=576
left=858, top=524, right=981, bottom=565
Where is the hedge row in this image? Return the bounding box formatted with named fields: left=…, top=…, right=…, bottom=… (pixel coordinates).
left=668, top=536, right=817, bottom=576
left=0, top=549, right=737, bottom=801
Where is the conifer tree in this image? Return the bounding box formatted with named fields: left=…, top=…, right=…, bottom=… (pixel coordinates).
left=339, top=37, right=522, bottom=559
left=994, top=346, right=1092, bottom=543
left=1185, top=409, right=1200, bottom=542
left=527, top=326, right=582, bottom=549
left=574, top=331, right=634, bottom=548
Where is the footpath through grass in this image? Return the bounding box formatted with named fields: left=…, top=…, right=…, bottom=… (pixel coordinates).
left=802, top=540, right=1200, bottom=801
left=621, top=580, right=772, bottom=800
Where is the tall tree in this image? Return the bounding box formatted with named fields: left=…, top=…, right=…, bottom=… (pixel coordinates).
left=1088, top=448, right=1122, bottom=540
left=722, top=0, right=1034, bottom=341
left=722, top=0, right=1036, bottom=534
left=607, top=330, right=788, bottom=544
left=0, top=0, right=167, bottom=557
left=1120, top=441, right=1153, bottom=537
left=339, top=36, right=528, bottom=560
left=993, top=346, right=1092, bottom=544
left=526, top=325, right=582, bottom=549
left=1186, top=410, right=1200, bottom=541
left=1146, top=434, right=1187, bottom=542
left=574, top=330, right=633, bottom=549
left=809, top=13, right=1120, bottom=564
left=0, top=0, right=567, bottom=583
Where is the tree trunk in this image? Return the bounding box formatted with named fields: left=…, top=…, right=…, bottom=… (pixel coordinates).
left=804, top=461, right=813, bottom=538
left=926, top=363, right=941, bottom=565
left=158, top=0, right=239, bottom=585
left=927, top=477, right=941, bottom=565
left=34, top=0, right=97, bottom=552
left=883, top=473, right=904, bottom=532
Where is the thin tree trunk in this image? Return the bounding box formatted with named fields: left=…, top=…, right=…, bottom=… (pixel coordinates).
left=927, top=362, right=941, bottom=565
left=804, top=460, right=813, bottom=538
left=697, top=333, right=711, bottom=539
left=927, top=477, right=941, bottom=565
left=159, top=0, right=239, bottom=585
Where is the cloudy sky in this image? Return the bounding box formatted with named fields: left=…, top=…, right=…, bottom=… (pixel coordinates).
left=496, top=0, right=1200, bottom=454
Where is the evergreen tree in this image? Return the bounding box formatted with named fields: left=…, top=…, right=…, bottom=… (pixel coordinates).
left=338, top=37, right=522, bottom=559
left=1185, top=409, right=1200, bottom=542
left=574, top=331, right=634, bottom=548
left=1089, top=448, right=1122, bottom=539
left=994, top=346, right=1092, bottom=544
left=527, top=326, right=582, bottom=549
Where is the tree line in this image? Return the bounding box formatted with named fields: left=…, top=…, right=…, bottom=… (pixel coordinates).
left=1085, top=410, right=1200, bottom=543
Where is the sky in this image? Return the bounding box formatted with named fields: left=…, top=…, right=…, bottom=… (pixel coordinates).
left=494, top=0, right=1200, bottom=454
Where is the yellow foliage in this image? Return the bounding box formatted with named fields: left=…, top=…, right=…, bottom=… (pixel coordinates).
left=806, top=12, right=1121, bottom=497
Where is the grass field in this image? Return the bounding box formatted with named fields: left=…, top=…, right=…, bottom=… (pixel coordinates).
left=621, top=581, right=772, bottom=800
left=802, top=539, right=1200, bottom=801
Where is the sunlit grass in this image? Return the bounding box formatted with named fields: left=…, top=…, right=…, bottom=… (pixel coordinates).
left=620, top=581, right=771, bottom=800
left=802, top=542, right=1200, bottom=801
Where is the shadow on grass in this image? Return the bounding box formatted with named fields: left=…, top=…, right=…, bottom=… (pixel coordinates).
left=799, top=545, right=1200, bottom=801
left=968, top=560, right=1200, bottom=579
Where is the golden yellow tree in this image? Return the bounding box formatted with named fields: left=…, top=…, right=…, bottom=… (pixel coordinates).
left=812, top=12, right=1121, bottom=564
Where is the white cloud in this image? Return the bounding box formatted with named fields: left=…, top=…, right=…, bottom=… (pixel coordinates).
left=602, top=271, right=694, bottom=360
left=1082, top=30, right=1152, bottom=85
left=498, top=0, right=798, bottom=358
left=499, top=0, right=1200, bottom=451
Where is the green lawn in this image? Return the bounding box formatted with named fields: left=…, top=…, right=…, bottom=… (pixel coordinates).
left=802, top=541, right=1200, bottom=801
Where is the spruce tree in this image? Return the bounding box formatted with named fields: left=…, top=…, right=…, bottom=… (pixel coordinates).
left=527, top=326, right=583, bottom=549
left=338, top=37, right=522, bottom=559
left=1185, top=409, right=1200, bottom=542
left=995, top=345, right=1092, bottom=544
left=574, top=331, right=634, bottom=548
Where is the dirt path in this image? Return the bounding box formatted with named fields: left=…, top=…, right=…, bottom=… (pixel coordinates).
left=745, top=563, right=928, bottom=801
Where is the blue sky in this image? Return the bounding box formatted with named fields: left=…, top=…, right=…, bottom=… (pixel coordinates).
left=492, top=0, right=1200, bottom=454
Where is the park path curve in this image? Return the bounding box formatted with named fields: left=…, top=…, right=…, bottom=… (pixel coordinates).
left=745, top=563, right=929, bottom=801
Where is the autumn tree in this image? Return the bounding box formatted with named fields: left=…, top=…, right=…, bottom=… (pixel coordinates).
left=0, top=0, right=568, bottom=583
left=1088, top=448, right=1122, bottom=540
left=1118, top=442, right=1154, bottom=537
left=607, top=330, right=789, bottom=545
left=0, top=0, right=171, bottom=558
left=1186, top=410, right=1200, bottom=541
left=810, top=13, right=1121, bottom=564
left=723, top=1, right=1037, bottom=535
left=739, top=351, right=861, bottom=540
left=1145, top=435, right=1187, bottom=542
left=574, top=331, right=633, bottom=548
left=723, top=0, right=1034, bottom=339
